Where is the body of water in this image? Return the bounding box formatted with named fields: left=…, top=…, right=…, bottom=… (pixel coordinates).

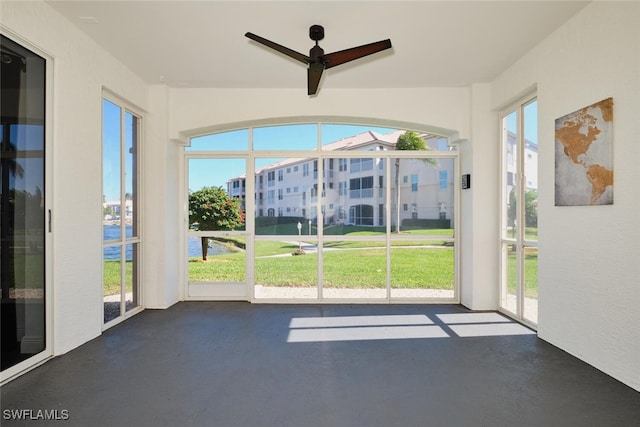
left=104, top=225, right=230, bottom=260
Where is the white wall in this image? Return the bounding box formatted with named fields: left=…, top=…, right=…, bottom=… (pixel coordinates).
left=492, top=1, right=640, bottom=391
left=143, top=85, right=181, bottom=308
left=1, top=1, right=150, bottom=355
left=459, top=83, right=500, bottom=310
left=169, top=87, right=470, bottom=143
left=168, top=86, right=495, bottom=309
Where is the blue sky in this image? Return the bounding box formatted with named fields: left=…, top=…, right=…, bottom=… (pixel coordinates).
left=4, top=124, right=45, bottom=196
left=188, top=124, right=398, bottom=193
left=506, top=100, right=538, bottom=144
left=103, top=99, right=136, bottom=202
left=104, top=105, right=539, bottom=198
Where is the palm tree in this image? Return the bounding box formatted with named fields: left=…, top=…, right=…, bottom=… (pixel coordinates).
left=394, top=131, right=436, bottom=233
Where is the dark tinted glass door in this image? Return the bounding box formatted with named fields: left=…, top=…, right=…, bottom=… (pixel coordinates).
left=1, top=35, right=47, bottom=371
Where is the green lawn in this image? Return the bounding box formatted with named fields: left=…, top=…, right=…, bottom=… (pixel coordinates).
left=107, top=226, right=538, bottom=297
left=188, top=244, right=455, bottom=290
left=103, top=260, right=134, bottom=296
left=6, top=253, right=44, bottom=288
left=506, top=248, right=538, bottom=299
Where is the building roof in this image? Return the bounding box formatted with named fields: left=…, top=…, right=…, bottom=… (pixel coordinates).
left=249, top=130, right=405, bottom=176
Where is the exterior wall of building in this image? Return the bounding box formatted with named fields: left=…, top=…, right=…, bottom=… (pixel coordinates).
left=226, top=134, right=455, bottom=229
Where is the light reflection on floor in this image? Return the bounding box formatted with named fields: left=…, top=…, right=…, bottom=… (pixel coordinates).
left=287, top=312, right=535, bottom=343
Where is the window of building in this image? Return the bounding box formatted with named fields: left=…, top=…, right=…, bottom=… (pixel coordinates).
left=411, top=175, right=418, bottom=192
left=339, top=181, right=347, bottom=196
left=349, top=176, right=374, bottom=199
left=439, top=171, right=448, bottom=190
left=350, top=158, right=373, bottom=173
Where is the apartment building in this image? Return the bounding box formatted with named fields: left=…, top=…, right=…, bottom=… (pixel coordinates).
left=228, top=130, right=455, bottom=228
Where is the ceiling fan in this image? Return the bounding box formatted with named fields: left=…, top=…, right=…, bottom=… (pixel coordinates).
left=245, top=25, right=392, bottom=96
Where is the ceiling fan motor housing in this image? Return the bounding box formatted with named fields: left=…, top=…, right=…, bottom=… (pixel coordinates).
left=309, top=25, right=325, bottom=41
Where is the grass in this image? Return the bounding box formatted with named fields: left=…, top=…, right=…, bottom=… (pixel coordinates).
left=103, top=260, right=134, bottom=296
left=108, top=225, right=536, bottom=296
left=505, top=247, right=538, bottom=299
left=5, top=253, right=44, bottom=288
left=189, top=244, right=454, bottom=290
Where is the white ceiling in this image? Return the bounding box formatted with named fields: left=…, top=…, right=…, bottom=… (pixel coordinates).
left=46, top=0, right=589, bottom=91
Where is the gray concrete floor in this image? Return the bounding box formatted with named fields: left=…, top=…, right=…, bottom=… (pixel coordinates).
left=2, top=302, right=639, bottom=427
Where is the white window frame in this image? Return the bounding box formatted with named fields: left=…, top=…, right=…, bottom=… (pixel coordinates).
left=499, top=94, right=538, bottom=329
left=102, top=91, right=144, bottom=330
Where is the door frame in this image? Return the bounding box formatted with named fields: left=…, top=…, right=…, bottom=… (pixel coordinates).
left=183, top=153, right=252, bottom=301
left=0, top=29, right=54, bottom=385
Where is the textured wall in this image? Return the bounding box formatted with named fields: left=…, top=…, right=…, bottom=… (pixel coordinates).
left=1, top=0, right=149, bottom=355
left=492, top=1, right=640, bottom=391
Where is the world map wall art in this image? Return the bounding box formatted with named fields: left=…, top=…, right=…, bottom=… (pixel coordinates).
left=555, top=97, right=613, bottom=206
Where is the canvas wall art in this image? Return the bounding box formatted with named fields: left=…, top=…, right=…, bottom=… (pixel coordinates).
left=555, top=97, right=613, bottom=206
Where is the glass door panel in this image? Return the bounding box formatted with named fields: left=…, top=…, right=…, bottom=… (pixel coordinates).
left=187, top=158, right=247, bottom=298
left=188, top=236, right=246, bottom=283
left=1, top=35, right=48, bottom=373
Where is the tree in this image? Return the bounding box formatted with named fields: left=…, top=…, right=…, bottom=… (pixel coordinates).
left=188, top=186, right=245, bottom=260
left=507, top=187, right=538, bottom=237
left=394, top=131, right=436, bottom=233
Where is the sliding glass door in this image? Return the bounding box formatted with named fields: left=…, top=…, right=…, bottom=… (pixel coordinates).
left=1, top=35, right=50, bottom=376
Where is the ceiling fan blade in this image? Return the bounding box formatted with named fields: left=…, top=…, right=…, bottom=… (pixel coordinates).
left=322, top=39, right=392, bottom=69
left=308, top=62, right=324, bottom=96
left=245, top=32, right=310, bottom=64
